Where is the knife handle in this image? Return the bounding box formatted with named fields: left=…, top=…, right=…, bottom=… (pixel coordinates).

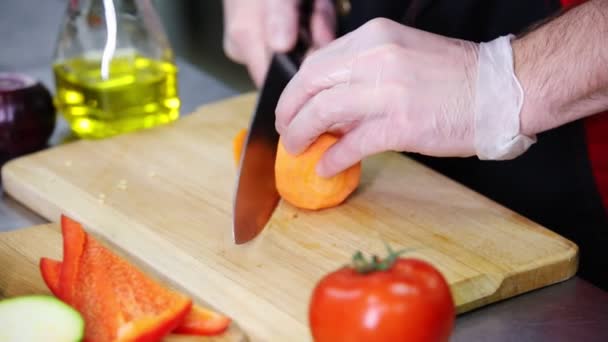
left=287, top=0, right=313, bottom=67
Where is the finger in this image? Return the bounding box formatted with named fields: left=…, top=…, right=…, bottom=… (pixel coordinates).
left=222, top=25, right=248, bottom=64
left=275, top=25, right=367, bottom=133
left=223, top=27, right=270, bottom=87
left=311, top=0, right=336, bottom=47
left=316, top=123, right=384, bottom=178
left=265, top=0, right=299, bottom=51
left=222, top=0, right=256, bottom=63
left=225, top=29, right=270, bottom=86
left=281, top=83, right=373, bottom=155
left=245, top=44, right=271, bottom=87
left=306, top=25, right=358, bottom=59
left=221, top=1, right=236, bottom=59
left=222, top=2, right=271, bottom=86
left=275, top=47, right=353, bottom=134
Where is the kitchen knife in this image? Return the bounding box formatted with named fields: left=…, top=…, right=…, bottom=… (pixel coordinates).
left=232, top=2, right=312, bottom=244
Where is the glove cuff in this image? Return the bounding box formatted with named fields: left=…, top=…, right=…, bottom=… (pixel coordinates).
left=474, top=34, right=536, bottom=160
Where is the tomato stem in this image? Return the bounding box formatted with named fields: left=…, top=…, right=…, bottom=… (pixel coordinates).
left=352, top=242, right=410, bottom=274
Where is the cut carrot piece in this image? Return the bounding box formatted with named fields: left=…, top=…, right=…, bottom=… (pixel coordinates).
left=233, top=128, right=247, bottom=166
left=275, top=134, right=361, bottom=210
left=39, top=257, right=62, bottom=297
left=59, top=215, right=86, bottom=303
left=173, top=304, right=231, bottom=336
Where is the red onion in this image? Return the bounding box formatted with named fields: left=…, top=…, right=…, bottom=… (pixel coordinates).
left=0, top=73, right=56, bottom=166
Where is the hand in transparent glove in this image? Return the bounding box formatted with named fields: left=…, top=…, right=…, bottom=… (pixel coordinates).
left=275, top=18, right=535, bottom=177
left=222, top=0, right=336, bottom=86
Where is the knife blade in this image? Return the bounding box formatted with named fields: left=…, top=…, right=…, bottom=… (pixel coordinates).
left=232, top=2, right=312, bottom=244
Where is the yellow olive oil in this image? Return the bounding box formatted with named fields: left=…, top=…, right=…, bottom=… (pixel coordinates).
left=53, top=54, right=180, bottom=139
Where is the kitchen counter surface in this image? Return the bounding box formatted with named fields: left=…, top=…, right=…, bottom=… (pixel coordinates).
left=1, top=1, right=607, bottom=341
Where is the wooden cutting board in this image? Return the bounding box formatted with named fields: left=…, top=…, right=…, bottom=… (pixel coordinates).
left=0, top=224, right=246, bottom=342
left=2, top=92, right=578, bottom=341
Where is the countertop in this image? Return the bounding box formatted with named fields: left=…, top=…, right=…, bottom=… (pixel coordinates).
left=1, top=1, right=608, bottom=341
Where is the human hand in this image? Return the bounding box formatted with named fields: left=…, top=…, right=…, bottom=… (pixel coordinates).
left=222, top=0, right=336, bottom=86
left=275, top=18, right=480, bottom=177
left=275, top=18, right=535, bottom=177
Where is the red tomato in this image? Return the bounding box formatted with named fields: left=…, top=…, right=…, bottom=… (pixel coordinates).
left=309, top=256, right=455, bottom=342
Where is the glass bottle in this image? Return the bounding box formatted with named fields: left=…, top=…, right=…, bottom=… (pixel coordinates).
left=52, top=0, right=180, bottom=139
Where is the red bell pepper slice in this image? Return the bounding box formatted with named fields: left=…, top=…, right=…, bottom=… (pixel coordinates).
left=87, top=237, right=192, bottom=341
left=65, top=218, right=192, bottom=341
left=173, top=304, right=231, bottom=336
left=39, top=215, right=231, bottom=340
left=58, top=215, right=86, bottom=303
left=40, top=258, right=230, bottom=337
left=39, top=257, right=61, bottom=296
left=74, top=239, right=126, bottom=342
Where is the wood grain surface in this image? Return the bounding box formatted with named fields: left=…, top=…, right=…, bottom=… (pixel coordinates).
left=0, top=224, right=247, bottom=342
left=1, top=92, right=578, bottom=341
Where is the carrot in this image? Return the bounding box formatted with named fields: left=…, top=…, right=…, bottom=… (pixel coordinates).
left=275, top=133, right=361, bottom=210
left=233, top=129, right=247, bottom=166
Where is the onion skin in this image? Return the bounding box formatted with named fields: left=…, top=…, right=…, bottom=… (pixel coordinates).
left=0, top=74, right=56, bottom=166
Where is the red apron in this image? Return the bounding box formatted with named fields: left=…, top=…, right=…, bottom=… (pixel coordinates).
left=562, top=0, right=608, bottom=213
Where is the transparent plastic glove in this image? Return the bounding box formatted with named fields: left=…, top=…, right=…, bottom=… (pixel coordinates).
left=275, top=18, right=479, bottom=177
left=275, top=19, right=534, bottom=177
left=475, top=35, right=536, bottom=160
left=222, top=0, right=336, bottom=86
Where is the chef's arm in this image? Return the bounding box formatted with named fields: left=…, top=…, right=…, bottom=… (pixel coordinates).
left=513, top=0, right=608, bottom=136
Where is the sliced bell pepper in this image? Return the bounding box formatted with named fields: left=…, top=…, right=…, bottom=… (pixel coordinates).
left=41, top=253, right=124, bottom=341
left=40, top=258, right=232, bottom=336
left=72, top=235, right=188, bottom=342
left=173, top=304, right=231, bottom=336
left=73, top=240, right=125, bottom=342
left=72, top=223, right=192, bottom=341
left=39, top=215, right=231, bottom=340
left=58, top=215, right=86, bottom=303
left=40, top=258, right=231, bottom=337
left=39, top=257, right=61, bottom=296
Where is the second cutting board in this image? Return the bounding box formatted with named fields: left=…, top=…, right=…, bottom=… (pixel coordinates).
left=2, top=93, right=578, bottom=341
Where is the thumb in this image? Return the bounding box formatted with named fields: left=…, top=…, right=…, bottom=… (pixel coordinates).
left=265, top=0, right=299, bottom=51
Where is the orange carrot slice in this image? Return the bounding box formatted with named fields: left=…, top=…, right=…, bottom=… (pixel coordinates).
left=275, top=133, right=361, bottom=210
left=233, top=128, right=247, bottom=166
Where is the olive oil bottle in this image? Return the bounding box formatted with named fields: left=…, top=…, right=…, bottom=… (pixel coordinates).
left=53, top=0, right=179, bottom=139
left=53, top=53, right=179, bottom=138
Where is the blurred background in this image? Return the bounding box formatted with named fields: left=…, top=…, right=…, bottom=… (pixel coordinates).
left=0, top=0, right=252, bottom=227
left=152, top=0, right=253, bottom=93
left=0, top=0, right=254, bottom=95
